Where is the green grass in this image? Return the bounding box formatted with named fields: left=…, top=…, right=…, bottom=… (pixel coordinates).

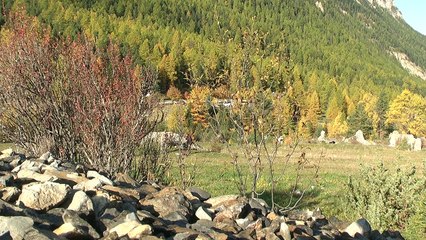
left=168, top=142, right=426, bottom=221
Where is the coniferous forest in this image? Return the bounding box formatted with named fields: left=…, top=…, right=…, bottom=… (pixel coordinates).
left=1, top=0, right=426, bottom=139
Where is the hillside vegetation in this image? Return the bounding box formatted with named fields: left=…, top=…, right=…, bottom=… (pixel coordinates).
left=1, top=0, right=426, bottom=140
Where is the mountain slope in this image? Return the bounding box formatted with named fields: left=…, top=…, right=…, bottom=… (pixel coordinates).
left=1, top=0, right=426, bottom=98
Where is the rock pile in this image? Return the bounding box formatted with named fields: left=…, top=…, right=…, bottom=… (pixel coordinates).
left=388, top=131, right=423, bottom=151
left=0, top=148, right=404, bottom=240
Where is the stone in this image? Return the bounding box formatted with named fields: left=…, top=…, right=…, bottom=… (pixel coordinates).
left=355, top=130, right=371, bottom=146
left=74, top=178, right=103, bottom=191
left=12, top=160, right=42, bottom=173
left=1, top=216, right=34, bottom=239
left=109, top=220, right=151, bottom=238
left=280, top=222, right=291, bottom=240
left=249, top=198, right=267, bottom=216
left=214, top=197, right=250, bottom=222
left=128, top=224, right=152, bottom=239
left=87, top=170, right=114, bottom=186
left=414, top=138, right=422, bottom=151
left=163, top=211, right=188, bottom=227
left=102, top=185, right=141, bottom=201
left=100, top=209, right=130, bottom=232
left=317, top=130, right=326, bottom=142
left=0, top=174, right=14, bottom=187
left=53, top=222, right=92, bottom=239
left=0, top=148, right=14, bottom=156
left=190, top=219, right=215, bottom=233
left=187, top=187, right=211, bottom=201
left=91, top=192, right=110, bottom=217
left=0, top=161, right=11, bottom=171
left=32, top=208, right=65, bottom=229
left=136, top=210, right=157, bottom=225
left=67, top=190, right=94, bottom=213
left=172, top=232, right=198, bottom=240
left=18, top=182, right=70, bottom=211
left=62, top=209, right=100, bottom=238
left=39, top=152, right=51, bottom=162
left=140, top=187, right=191, bottom=218
left=405, top=134, right=416, bottom=149
left=17, top=169, right=58, bottom=182
left=204, top=194, right=239, bottom=208
left=344, top=218, right=371, bottom=238
left=0, top=187, right=21, bottom=202
left=115, top=173, right=139, bottom=188
left=44, top=168, right=88, bottom=185
left=389, top=130, right=400, bottom=147
left=236, top=218, right=251, bottom=229
left=195, top=206, right=213, bottom=221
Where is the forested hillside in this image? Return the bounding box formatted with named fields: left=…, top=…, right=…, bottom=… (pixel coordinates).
left=1, top=0, right=425, bottom=138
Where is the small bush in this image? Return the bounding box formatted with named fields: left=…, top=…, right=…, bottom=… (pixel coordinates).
left=345, top=163, right=426, bottom=231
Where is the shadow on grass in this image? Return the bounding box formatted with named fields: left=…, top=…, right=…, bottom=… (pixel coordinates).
left=253, top=186, right=323, bottom=211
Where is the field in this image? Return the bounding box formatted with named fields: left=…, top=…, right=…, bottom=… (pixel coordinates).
left=2, top=141, right=424, bottom=222
left=168, top=141, right=426, bottom=221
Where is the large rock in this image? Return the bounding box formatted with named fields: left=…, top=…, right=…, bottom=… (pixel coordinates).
left=405, top=134, right=416, bottom=150
left=0, top=216, right=34, bottom=239
left=87, top=170, right=114, bottom=186
left=18, top=182, right=70, bottom=211
left=279, top=222, right=291, bottom=240
left=344, top=218, right=371, bottom=238
left=317, top=130, right=326, bottom=143
left=389, top=130, right=400, bottom=147
left=187, top=187, right=211, bottom=201
left=0, top=148, right=14, bottom=159
left=355, top=130, right=372, bottom=146
left=195, top=206, right=214, bottom=221
left=62, top=210, right=100, bottom=238
left=53, top=222, right=92, bottom=239
left=140, top=187, right=192, bottom=218
left=414, top=138, right=422, bottom=151
left=205, top=195, right=239, bottom=208
left=91, top=192, right=110, bottom=217
left=109, top=220, right=151, bottom=238
left=213, top=197, right=250, bottom=222
left=67, top=190, right=94, bottom=214
left=74, top=178, right=103, bottom=191
left=17, top=169, right=58, bottom=182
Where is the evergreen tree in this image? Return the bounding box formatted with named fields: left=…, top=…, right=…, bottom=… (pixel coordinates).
left=348, top=103, right=374, bottom=139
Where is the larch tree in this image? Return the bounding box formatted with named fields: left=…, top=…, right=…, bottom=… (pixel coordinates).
left=386, top=89, right=426, bottom=136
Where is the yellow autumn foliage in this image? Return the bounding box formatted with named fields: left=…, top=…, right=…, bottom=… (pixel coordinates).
left=386, top=89, right=426, bottom=136
left=327, top=112, right=349, bottom=138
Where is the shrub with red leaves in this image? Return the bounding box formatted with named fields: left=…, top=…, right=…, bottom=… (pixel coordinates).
left=0, top=10, right=161, bottom=177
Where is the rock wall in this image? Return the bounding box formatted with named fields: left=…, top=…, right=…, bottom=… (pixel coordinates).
left=0, top=149, right=405, bottom=239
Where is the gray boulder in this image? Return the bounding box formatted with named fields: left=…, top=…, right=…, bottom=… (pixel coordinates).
left=414, top=138, right=422, bottom=151
left=344, top=218, right=371, bottom=238
left=67, top=190, right=94, bottom=214
left=140, top=187, right=192, bottom=218
left=18, top=182, right=70, bottom=211
left=87, top=170, right=114, bottom=186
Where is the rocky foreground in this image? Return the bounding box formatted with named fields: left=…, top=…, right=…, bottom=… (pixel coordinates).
left=0, top=148, right=404, bottom=240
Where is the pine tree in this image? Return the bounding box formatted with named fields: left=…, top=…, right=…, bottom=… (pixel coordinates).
left=376, top=92, right=389, bottom=138
left=347, top=103, right=373, bottom=138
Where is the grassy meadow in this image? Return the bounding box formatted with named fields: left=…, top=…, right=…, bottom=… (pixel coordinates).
left=2, top=141, right=424, bottom=222
left=167, top=141, right=426, bottom=221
